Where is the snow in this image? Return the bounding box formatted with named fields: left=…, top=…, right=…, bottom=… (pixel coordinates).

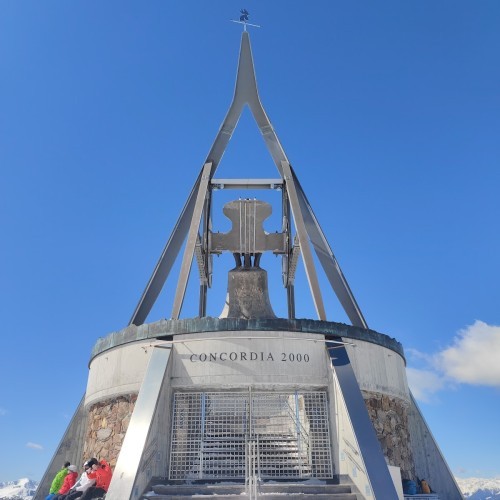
left=0, top=478, right=38, bottom=500
left=2, top=476, right=500, bottom=499
left=455, top=477, right=500, bottom=499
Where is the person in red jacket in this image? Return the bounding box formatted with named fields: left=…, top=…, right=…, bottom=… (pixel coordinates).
left=79, top=458, right=112, bottom=500
left=54, top=465, right=78, bottom=498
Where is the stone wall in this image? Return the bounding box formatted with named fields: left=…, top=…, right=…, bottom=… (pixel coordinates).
left=363, top=391, right=415, bottom=480
left=83, top=394, right=137, bottom=467
left=81, top=386, right=415, bottom=480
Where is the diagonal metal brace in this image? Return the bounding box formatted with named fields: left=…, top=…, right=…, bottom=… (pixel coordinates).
left=129, top=171, right=204, bottom=326
left=171, top=162, right=212, bottom=319
left=291, top=167, right=368, bottom=328
left=282, top=160, right=326, bottom=320
left=328, top=342, right=399, bottom=499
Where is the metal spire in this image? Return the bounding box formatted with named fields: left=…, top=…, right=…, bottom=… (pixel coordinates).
left=129, top=27, right=368, bottom=330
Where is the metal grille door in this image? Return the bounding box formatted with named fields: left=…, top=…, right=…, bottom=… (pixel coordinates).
left=169, top=391, right=332, bottom=480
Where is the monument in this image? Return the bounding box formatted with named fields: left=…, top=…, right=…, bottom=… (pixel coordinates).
left=35, top=19, right=463, bottom=500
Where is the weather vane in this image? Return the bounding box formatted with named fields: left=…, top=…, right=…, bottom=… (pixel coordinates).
left=230, top=9, right=261, bottom=31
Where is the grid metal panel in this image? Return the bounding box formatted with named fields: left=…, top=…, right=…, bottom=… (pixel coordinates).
left=169, top=391, right=332, bottom=480
left=202, top=393, right=247, bottom=478
left=169, top=393, right=203, bottom=479
left=303, top=392, right=333, bottom=477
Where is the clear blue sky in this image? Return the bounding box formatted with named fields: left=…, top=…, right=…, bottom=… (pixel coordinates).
left=1, top=0, right=499, bottom=483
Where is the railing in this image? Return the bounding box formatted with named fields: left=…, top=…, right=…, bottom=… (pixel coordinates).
left=246, top=438, right=259, bottom=500
left=284, top=397, right=310, bottom=478
left=170, top=391, right=332, bottom=481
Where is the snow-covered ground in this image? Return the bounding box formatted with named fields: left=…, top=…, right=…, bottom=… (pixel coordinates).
left=1, top=476, right=500, bottom=499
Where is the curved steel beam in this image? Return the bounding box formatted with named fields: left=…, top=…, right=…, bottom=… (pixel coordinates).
left=204, top=31, right=290, bottom=177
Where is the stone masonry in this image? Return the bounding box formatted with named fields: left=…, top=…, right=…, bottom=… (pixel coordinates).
left=363, top=391, right=415, bottom=480
left=83, top=394, right=137, bottom=467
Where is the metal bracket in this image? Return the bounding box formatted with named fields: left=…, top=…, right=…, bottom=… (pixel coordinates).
left=194, top=233, right=208, bottom=283
left=287, top=235, right=301, bottom=286
left=211, top=178, right=283, bottom=190
left=209, top=199, right=286, bottom=256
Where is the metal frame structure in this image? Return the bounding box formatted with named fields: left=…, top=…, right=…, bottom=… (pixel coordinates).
left=129, top=31, right=367, bottom=328
left=169, top=390, right=333, bottom=481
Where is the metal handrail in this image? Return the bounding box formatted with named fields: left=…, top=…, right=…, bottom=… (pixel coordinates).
left=246, top=438, right=259, bottom=500
left=284, top=400, right=310, bottom=441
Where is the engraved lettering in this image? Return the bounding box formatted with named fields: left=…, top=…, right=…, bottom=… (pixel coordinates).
left=187, top=351, right=311, bottom=363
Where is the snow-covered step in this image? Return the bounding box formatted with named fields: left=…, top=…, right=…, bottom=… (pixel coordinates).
left=142, top=478, right=358, bottom=499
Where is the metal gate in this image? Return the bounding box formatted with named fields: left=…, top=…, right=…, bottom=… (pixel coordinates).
left=169, top=391, right=332, bottom=480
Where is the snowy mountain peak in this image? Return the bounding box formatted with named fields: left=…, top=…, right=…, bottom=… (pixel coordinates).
left=0, top=478, right=38, bottom=500
left=455, top=477, right=500, bottom=499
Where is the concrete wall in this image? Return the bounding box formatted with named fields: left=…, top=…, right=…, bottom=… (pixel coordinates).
left=81, top=339, right=163, bottom=470
left=407, top=394, right=464, bottom=499
left=82, top=321, right=416, bottom=485
left=85, top=340, right=162, bottom=407
left=83, top=328, right=332, bottom=490
left=170, top=330, right=329, bottom=390
left=345, top=339, right=410, bottom=401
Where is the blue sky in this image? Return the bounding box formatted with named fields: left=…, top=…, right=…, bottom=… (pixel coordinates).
left=1, top=0, right=499, bottom=483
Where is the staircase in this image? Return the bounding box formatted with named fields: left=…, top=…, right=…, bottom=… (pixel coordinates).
left=166, top=391, right=337, bottom=496
left=141, top=477, right=360, bottom=499
left=256, top=434, right=312, bottom=477
left=180, top=431, right=313, bottom=480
